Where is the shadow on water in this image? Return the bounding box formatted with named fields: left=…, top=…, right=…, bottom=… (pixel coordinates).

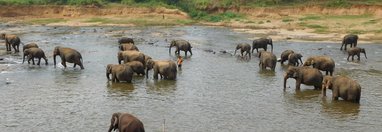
left=53, top=68, right=83, bottom=84
left=146, top=80, right=176, bottom=95
left=283, top=89, right=322, bottom=102
left=321, top=99, right=360, bottom=119
left=258, top=69, right=276, bottom=76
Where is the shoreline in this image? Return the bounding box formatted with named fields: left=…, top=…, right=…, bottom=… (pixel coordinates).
left=0, top=5, right=381, bottom=43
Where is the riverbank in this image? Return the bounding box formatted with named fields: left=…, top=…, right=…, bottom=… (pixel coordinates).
left=0, top=5, right=382, bottom=43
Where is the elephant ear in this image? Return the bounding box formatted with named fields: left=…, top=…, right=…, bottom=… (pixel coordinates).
left=292, top=68, right=300, bottom=78
left=111, top=113, right=121, bottom=131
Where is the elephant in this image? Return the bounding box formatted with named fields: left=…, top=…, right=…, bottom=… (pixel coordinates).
left=303, top=55, right=335, bottom=76
left=169, top=39, right=192, bottom=56
left=119, top=43, right=139, bottom=51
left=341, top=34, right=358, bottom=50
left=234, top=43, right=251, bottom=58
left=287, top=53, right=303, bottom=66
left=284, top=66, right=323, bottom=90
left=252, top=37, right=273, bottom=53
left=117, top=51, right=145, bottom=66
left=106, top=64, right=134, bottom=83
left=258, top=51, right=277, bottom=71
left=124, top=61, right=145, bottom=76
left=146, top=59, right=177, bottom=80
left=322, top=75, right=361, bottom=103
left=108, top=112, right=145, bottom=132
left=279, top=50, right=294, bottom=64
left=1, top=33, right=21, bottom=52
left=23, top=43, right=39, bottom=51
left=53, top=46, right=84, bottom=69
left=347, top=47, right=367, bottom=61
left=118, top=37, right=134, bottom=44
left=23, top=48, right=48, bottom=65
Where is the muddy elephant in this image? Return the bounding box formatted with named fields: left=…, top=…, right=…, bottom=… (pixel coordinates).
left=284, top=66, right=323, bottom=90
left=279, top=50, right=294, bottom=64
left=252, top=37, right=273, bottom=53
left=146, top=59, right=177, bottom=80
left=53, top=46, right=84, bottom=69
left=119, top=43, right=139, bottom=51
left=341, top=34, right=358, bottom=50
left=117, top=51, right=145, bottom=66
left=169, top=39, right=193, bottom=56
left=322, top=75, right=361, bottom=103
left=108, top=112, right=145, bottom=132
left=303, top=55, right=335, bottom=76
left=1, top=33, right=21, bottom=52
left=23, top=43, right=39, bottom=51
left=106, top=64, right=134, bottom=83
left=23, top=47, right=48, bottom=65
left=288, top=53, right=303, bottom=66
left=124, top=61, right=145, bottom=76
left=118, top=37, right=134, bottom=44
left=258, top=51, right=277, bottom=71
left=234, top=43, right=251, bottom=58
left=347, top=47, right=367, bottom=61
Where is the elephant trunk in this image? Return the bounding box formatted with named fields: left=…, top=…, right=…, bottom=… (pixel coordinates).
left=322, top=84, right=327, bottom=97
left=364, top=52, right=367, bottom=59
left=169, top=46, right=172, bottom=54
left=146, top=69, right=149, bottom=78
left=53, top=54, right=57, bottom=65
left=234, top=49, right=237, bottom=55
left=283, top=74, right=288, bottom=91
left=270, top=44, right=273, bottom=53
left=22, top=54, right=26, bottom=64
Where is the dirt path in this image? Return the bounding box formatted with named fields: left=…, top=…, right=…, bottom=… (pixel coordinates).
left=1, top=5, right=381, bottom=43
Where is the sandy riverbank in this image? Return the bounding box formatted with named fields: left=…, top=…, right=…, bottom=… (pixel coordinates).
left=0, top=5, right=381, bottom=43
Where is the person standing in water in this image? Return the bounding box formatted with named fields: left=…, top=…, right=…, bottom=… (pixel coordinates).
left=177, top=56, right=183, bottom=68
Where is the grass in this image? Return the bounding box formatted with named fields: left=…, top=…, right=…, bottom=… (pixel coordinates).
left=26, top=18, right=67, bottom=24
left=282, top=18, right=294, bottom=22
left=83, top=17, right=195, bottom=26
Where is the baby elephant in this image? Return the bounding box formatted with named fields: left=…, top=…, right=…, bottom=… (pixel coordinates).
left=322, top=75, right=361, bottom=103
left=279, top=50, right=294, bottom=64
left=234, top=43, right=251, bottom=58
left=258, top=51, right=277, bottom=71
left=119, top=43, right=139, bottom=51
left=347, top=47, right=367, bottom=61
left=23, top=48, right=48, bottom=65
left=23, top=43, right=39, bottom=51
left=303, top=55, right=335, bottom=76
left=288, top=53, right=303, bottom=66
left=108, top=112, right=145, bottom=132
left=106, top=64, right=134, bottom=83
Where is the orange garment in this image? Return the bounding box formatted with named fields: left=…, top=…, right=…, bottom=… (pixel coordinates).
left=177, top=57, right=183, bottom=65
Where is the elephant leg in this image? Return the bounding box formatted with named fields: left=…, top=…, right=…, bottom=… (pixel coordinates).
left=189, top=49, right=193, bottom=55
left=357, top=54, right=360, bottom=61
left=347, top=55, right=351, bottom=61
left=153, top=70, right=159, bottom=79
left=264, top=47, right=267, bottom=51
left=37, top=58, right=41, bottom=65
left=44, top=57, right=48, bottom=65
left=5, top=42, right=10, bottom=51
left=352, top=55, right=355, bottom=61
left=16, top=44, right=19, bottom=52
left=27, top=56, right=32, bottom=64
left=12, top=44, right=17, bottom=52
left=185, top=51, right=187, bottom=56
left=61, top=61, right=67, bottom=68
left=295, top=80, right=301, bottom=90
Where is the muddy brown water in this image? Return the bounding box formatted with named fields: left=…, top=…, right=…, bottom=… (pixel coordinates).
left=1, top=25, right=382, bottom=131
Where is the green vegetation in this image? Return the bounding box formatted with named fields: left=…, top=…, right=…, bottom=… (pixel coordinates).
left=282, top=18, right=294, bottom=22
left=83, top=17, right=194, bottom=26
left=26, top=18, right=67, bottom=24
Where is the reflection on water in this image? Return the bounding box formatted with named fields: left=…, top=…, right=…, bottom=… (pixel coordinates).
left=1, top=25, right=382, bottom=131
left=321, top=99, right=360, bottom=119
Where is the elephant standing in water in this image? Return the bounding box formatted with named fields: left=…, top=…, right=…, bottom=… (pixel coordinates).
left=108, top=112, right=145, bottom=132
left=288, top=53, right=303, bottom=66
left=106, top=64, right=134, bottom=83
left=23, top=48, right=48, bottom=65
left=119, top=43, right=139, bottom=51
left=23, top=43, right=39, bottom=51
left=284, top=66, right=323, bottom=91
left=322, top=75, right=361, bottom=103
left=252, top=37, right=273, bottom=53
left=303, top=55, right=335, bottom=76
left=341, top=34, right=358, bottom=50
left=124, top=61, right=145, bottom=76
left=53, top=46, right=84, bottom=69
left=258, top=51, right=277, bottom=71
left=118, top=37, right=134, bottom=44
left=279, top=50, right=294, bottom=64
left=234, top=43, right=251, bottom=58
left=169, top=39, right=192, bottom=56
left=117, top=51, right=146, bottom=66
left=1, top=33, right=21, bottom=52
left=146, top=59, right=177, bottom=80
left=347, top=47, right=367, bottom=61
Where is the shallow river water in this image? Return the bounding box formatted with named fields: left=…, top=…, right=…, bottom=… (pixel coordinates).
left=1, top=25, right=382, bottom=131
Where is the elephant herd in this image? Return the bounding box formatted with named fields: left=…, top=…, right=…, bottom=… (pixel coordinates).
left=1, top=32, right=366, bottom=131
left=234, top=35, right=363, bottom=104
